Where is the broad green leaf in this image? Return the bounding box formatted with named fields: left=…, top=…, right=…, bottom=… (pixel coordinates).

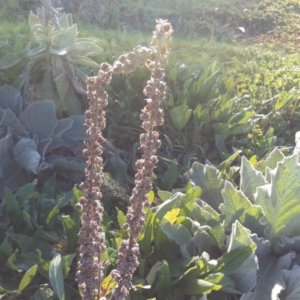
left=179, top=277, right=220, bottom=295
left=109, top=153, right=127, bottom=184
left=62, top=216, right=78, bottom=251
left=255, top=154, right=300, bottom=239
left=281, top=265, right=300, bottom=299
left=7, top=233, right=53, bottom=260
left=231, top=123, right=255, bottom=138
left=52, top=157, right=86, bottom=172
left=216, top=221, right=258, bottom=292
left=154, top=260, right=172, bottom=298
left=146, top=262, right=163, bottom=285
left=212, top=123, right=230, bottom=139
left=17, top=264, right=38, bottom=294
left=160, top=161, right=178, bottom=190
left=13, top=138, right=41, bottom=174
left=0, top=108, right=27, bottom=136
left=256, top=148, right=285, bottom=175
left=187, top=162, right=225, bottom=211
left=243, top=252, right=295, bottom=300
left=228, top=109, right=255, bottom=125
left=20, top=100, right=58, bottom=139
left=204, top=273, right=239, bottom=294
left=4, top=188, right=22, bottom=230
left=61, top=254, right=75, bottom=277
left=73, top=56, right=100, bottom=68
left=0, top=53, right=22, bottom=69
left=14, top=252, right=40, bottom=271
left=0, top=85, right=23, bottom=116
left=27, top=45, right=46, bottom=57
left=274, top=234, right=300, bottom=255
left=187, top=232, right=216, bottom=259
left=36, top=249, right=50, bottom=279
left=218, top=150, right=241, bottom=172
left=169, top=105, right=192, bottom=131
left=0, top=236, right=13, bottom=259
left=100, top=274, right=117, bottom=297
left=51, top=56, right=69, bottom=102
left=220, top=182, right=265, bottom=235
left=163, top=208, right=181, bottom=223
left=156, top=192, right=185, bottom=220
left=49, top=253, right=65, bottom=300
left=46, top=204, right=60, bottom=232
left=0, top=134, right=25, bottom=197
left=240, top=156, right=267, bottom=202
left=215, top=134, right=228, bottom=160
left=60, top=115, right=87, bottom=148
left=139, top=208, right=154, bottom=258
left=47, top=118, right=73, bottom=151
left=51, top=24, right=78, bottom=52
left=161, top=220, right=191, bottom=246
left=15, top=180, right=38, bottom=205
left=6, top=250, right=18, bottom=271
left=116, top=208, right=126, bottom=228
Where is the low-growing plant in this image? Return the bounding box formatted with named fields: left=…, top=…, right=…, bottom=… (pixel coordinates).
left=0, top=84, right=87, bottom=197
left=0, top=1, right=103, bottom=117
left=0, top=180, right=82, bottom=299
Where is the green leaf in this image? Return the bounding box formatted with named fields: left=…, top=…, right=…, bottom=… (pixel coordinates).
left=256, top=154, right=300, bottom=239
left=161, top=220, right=191, bottom=246
left=61, top=254, right=75, bottom=277
left=62, top=216, right=78, bottom=251
left=73, top=56, right=100, bottom=68
left=220, top=182, right=265, bottom=234
left=169, top=105, right=192, bottom=131
left=6, top=250, right=18, bottom=271
left=4, top=188, right=22, bottom=230
left=256, top=148, right=285, bottom=174
left=8, top=233, right=53, bottom=260
left=204, top=273, right=239, bottom=294
left=240, top=157, right=267, bottom=202
left=0, top=85, right=23, bottom=116
left=243, top=252, right=294, bottom=300
left=281, top=265, right=300, bottom=299
left=110, top=153, right=127, bottom=184
left=13, top=138, right=41, bottom=174
left=160, top=161, right=178, bottom=190
left=17, top=264, right=38, bottom=294
left=101, top=274, right=117, bottom=297
left=60, top=115, right=87, bottom=148
left=72, top=40, right=103, bottom=56
left=156, top=192, right=185, bottom=220
left=179, top=277, right=220, bottom=295
left=51, top=24, right=78, bottom=53
left=116, top=208, right=126, bottom=228
left=139, top=208, right=154, bottom=258
left=20, top=100, right=58, bottom=139
left=49, top=253, right=65, bottom=300
left=52, top=157, right=86, bottom=172
left=215, top=134, right=228, bottom=160
left=216, top=221, right=258, bottom=293
left=0, top=53, right=22, bottom=69
left=0, top=236, right=13, bottom=259
left=187, top=162, right=225, bottom=211
left=46, top=204, right=60, bottom=232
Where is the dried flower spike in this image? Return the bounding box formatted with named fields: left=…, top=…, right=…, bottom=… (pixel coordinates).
left=76, top=63, right=113, bottom=300
left=110, top=19, right=173, bottom=300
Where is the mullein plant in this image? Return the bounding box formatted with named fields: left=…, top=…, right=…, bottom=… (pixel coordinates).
left=76, top=19, right=173, bottom=300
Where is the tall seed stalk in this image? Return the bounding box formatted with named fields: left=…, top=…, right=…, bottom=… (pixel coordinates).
left=76, top=20, right=173, bottom=300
